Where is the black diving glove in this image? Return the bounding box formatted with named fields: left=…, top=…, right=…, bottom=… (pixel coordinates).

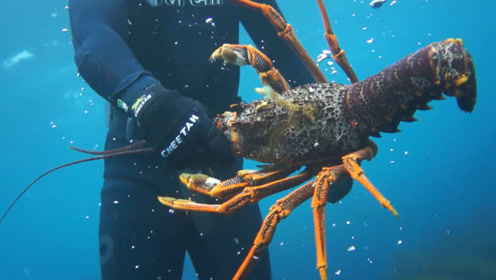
left=118, top=82, right=235, bottom=169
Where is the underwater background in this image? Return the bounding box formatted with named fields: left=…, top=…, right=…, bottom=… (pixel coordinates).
left=1, top=0, right=495, bottom=279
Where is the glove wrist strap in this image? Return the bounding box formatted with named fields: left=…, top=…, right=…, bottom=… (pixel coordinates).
left=112, top=74, right=167, bottom=118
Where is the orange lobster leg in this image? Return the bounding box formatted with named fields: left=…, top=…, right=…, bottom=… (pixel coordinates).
left=342, top=142, right=400, bottom=218
left=210, top=44, right=290, bottom=95
left=311, top=165, right=349, bottom=280
left=179, top=167, right=296, bottom=199
left=230, top=0, right=327, bottom=83
left=158, top=168, right=313, bottom=214
left=234, top=180, right=316, bottom=280
left=316, top=0, right=358, bottom=83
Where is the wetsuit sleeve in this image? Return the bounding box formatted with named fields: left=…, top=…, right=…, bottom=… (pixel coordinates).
left=239, top=0, right=315, bottom=86
left=68, top=0, right=160, bottom=104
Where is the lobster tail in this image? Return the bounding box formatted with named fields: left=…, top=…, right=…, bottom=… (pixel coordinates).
left=433, top=39, right=477, bottom=112
left=344, top=38, right=476, bottom=136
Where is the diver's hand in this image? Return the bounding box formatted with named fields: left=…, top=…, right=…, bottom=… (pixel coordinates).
left=124, top=83, right=235, bottom=169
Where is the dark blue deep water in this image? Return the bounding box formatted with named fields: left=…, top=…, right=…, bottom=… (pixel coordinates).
left=1, top=0, right=495, bottom=279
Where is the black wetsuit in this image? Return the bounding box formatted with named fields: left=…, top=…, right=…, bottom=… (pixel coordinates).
left=69, top=0, right=313, bottom=279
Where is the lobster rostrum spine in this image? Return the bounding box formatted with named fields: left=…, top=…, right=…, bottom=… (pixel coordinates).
left=216, top=39, right=476, bottom=166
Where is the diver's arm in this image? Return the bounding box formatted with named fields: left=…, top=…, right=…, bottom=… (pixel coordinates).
left=68, top=0, right=235, bottom=167
left=240, top=0, right=314, bottom=86
left=68, top=0, right=158, bottom=103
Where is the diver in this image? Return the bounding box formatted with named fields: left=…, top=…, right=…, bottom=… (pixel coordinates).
left=68, top=0, right=314, bottom=279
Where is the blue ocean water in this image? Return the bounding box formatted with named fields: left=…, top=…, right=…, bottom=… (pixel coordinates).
left=0, top=0, right=494, bottom=279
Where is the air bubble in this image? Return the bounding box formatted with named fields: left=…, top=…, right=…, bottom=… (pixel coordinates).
left=205, top=17, right=215, bottom=27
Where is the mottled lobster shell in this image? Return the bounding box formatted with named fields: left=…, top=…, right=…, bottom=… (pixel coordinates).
left=216, top=39, right=476, bottom=166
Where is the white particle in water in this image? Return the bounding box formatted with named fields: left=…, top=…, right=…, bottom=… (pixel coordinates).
left=113, top=200, right=119, bottom=204
left=347, top=245, right=355, bottom=252
left=205, top=17, right=215, bottom=27
left=397, top=240, right=402, bottom=245
left=316, top=50, right=331, bottom=63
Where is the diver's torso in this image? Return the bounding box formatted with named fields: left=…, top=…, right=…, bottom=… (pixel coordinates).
left=126, top=0, right=242, bottom=113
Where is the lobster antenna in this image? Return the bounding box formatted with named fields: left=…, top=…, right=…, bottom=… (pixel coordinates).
left=0, top=143, right=154, bottom=224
